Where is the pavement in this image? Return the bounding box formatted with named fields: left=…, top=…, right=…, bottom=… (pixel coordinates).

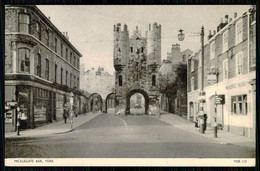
left=5, top=112, right=102, bottom=138
left=159, top=111, right=256, bottom=149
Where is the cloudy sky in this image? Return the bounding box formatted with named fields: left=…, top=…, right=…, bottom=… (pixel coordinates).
left=37, top=5, right=251, bottom=74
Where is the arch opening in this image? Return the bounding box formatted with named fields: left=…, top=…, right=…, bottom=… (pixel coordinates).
left=89, top=93, right=103, bottom=113
left=126, top=89, right=149, bottom=115
left=105, top=93, right=116, bottom=113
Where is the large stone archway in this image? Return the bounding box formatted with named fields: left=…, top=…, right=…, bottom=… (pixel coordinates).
left=126, top=89, right=149, bottom=115
left=105, top=92, right=116, bottom=113
left=89, top=93, right=103, bottom=113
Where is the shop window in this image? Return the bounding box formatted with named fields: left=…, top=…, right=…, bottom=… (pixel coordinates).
left=18, top=48, right=30, bottom=73
left=45, top=58, right=49, bottom=80
left=18, top=13, right=30, bottom=33
left=231, top=95, right=247, bottom=115
left=119, top=75, right=122, bottom=86
left=152, top=75, right=156, bottom=86
left=36, top=53, right=41, bottom=77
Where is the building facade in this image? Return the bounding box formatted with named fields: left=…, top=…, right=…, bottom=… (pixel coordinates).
left=5, top=5, right=83, bottom=130
left=160, top=44, right=193, bottom=115
left=113, top=23, right=161, bottom=115
left=187, top=6, right=256, bottom=138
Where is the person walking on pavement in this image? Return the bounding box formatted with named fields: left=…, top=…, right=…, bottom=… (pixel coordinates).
left=203, top=113, right=208, bottom=131
left=63, top=103, right=68, bottom=124
left=198, top=107, right=205, bottom=133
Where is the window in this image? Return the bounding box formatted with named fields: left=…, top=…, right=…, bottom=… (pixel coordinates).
left=231, top=95, right=247, bottom=115
left=66, top=71, right=68, bottom=86
left=152, top=75, right=156, bottom=86
left=18, top=48, right=30, bottom=73
left=61, top=67, right=63, bottom=85
left=131, top=47, right=133, bottom=53
left=191, top=77, right=195, bottom=91
left=46, top=29, right=49, bottom=46
left=36, top=54, right=41, bottom=77
left=119, top=75, right=122, bottom=86
left=77, top=77, right=79, bottom=88
left=45, top=59, right=49, bottom=80
left=191, top=59, right=195, bottom=72
left=222, top=30, right=228, bottom=52
left=55, top=38, right=57, bottom=52
left=74, top=56, right=76, bottom=67
left=141, top=47, right=144, bottom=53
left=117, top=48, right=121, bottom=56
left=70, top=73, right=72, bottom=88
left=236, top=19, right=243, bottom=44
left=55, top=64, right=57, bottom=83
left=36, top=22, right=41, bottom=40
left=182, top=55, right=186, bottom=62
left=74, top=76, right=76, bottom=88
left=210, top=41, right=215, bottom=60
left=18, top=14, right=30, bottom=33
left=223, top=59, right=228, bottom=80
left=61, top=43, right=63, bottom=57
left=66, top=48, right=68, bottom=61
left=70, top=52, right=72, bottom=63
left=236, top=52, right=243, bottom=75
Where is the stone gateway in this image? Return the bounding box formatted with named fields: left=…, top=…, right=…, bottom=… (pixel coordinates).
left=113, top=23, right=161, bottom=115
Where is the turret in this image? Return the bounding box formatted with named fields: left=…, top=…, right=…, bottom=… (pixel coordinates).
left=146, top=22, right=161, bottom=66
left=113, top=23, right=130, bottom=71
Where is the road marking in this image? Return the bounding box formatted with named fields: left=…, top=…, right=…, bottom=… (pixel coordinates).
left=115, top=116, right=127, bottom=127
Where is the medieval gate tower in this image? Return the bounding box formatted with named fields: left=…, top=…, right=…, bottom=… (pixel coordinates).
left=113, top=23, right=161, bottom=115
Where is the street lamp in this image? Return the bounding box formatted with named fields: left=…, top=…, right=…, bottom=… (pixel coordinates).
left=178, top=26, right=206, bottom=133
left=178, top=26, right=205, bottom=93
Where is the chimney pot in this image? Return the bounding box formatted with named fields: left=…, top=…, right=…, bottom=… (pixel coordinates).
left=213, top=30, right=216, bottom=35
left=225, top=15, right=229, bottom=23
left=220, top=18, right=223, bottom=23
left=234, top=12, right=237, bottom=18
left=209, top=30, right=211, bottom=35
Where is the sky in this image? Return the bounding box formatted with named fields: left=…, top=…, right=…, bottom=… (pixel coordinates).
left=37, top=5, right=251, bottom=74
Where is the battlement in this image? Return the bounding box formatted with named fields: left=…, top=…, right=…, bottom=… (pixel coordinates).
left=148, top=22, right=161, bottom=31
left=114, top=23, right=128, bottom=32
left=172, top=44, right=180, bottom=48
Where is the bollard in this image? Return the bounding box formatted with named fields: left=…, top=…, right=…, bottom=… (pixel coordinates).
left=214, top=122, right=218, bottom=138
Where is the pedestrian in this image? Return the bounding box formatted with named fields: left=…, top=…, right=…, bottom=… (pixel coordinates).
left=63, top=103, right=68, bottom=124
left=203, top=113, right=208, bottom=131
left=195, top=113, right=198, bottom=128
left=69, top=105, right=74, bottom=123
left=198, top=107, right=205, bottom=133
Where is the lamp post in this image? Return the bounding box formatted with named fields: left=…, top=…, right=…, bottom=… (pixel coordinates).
left=178, top=26, right=206, bottom=133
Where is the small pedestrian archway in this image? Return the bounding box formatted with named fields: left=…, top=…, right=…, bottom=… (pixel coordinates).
left=159, top=93, right=169, bottom=113
left=89, top=93, right=103, bottom=113
left=126, top=89, right=149, bottom=115
left=105, top=92, right=116, bottom=113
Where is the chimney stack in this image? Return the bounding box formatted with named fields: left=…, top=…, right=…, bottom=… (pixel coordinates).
left=220, top=17, right=223, bottom=23
left=234, top=12, right=237, bottom=18
left=225, top=15, right=229, bottom=23
left=213, top=30, right=216, bottom=35
left=208, top=30, right=213, bottom=40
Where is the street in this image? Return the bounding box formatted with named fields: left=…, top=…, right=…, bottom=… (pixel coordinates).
left=5, top=110, right=255, bottom=158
